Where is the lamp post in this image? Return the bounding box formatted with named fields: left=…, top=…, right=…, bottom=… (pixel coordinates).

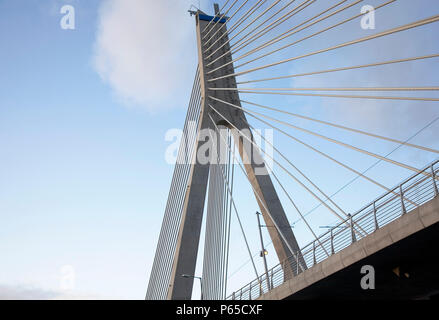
left=256, top=212, right=296, bottom=289
left=256, top=211, right=270, bottom=290
left=181, top=274, right=203, bottom=300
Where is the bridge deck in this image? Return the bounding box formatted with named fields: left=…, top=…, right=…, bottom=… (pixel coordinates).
left=259, top=195, right=439, bottom=300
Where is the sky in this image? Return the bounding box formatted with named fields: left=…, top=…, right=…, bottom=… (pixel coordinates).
left=0, top=0, right=438, bottom=300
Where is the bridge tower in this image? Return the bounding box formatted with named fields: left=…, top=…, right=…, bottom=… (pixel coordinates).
left=147, top=4, right=306, bottom=300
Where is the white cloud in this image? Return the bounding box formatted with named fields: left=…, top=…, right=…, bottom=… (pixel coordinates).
left=93, top=0, right=206, bottom=111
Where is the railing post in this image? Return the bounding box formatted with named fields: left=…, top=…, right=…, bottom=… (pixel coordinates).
left=432, top=165, right=438, bottom=197
left=239, top=288, right=242, bottom=300
left=349, top=214, right=356, bottom=243
left=330, top=228, right=335, bottom=255
left=270, top=269, right=274, bottom=290
left=373, top=201, right=379, bottom=231
left=312, top=241, right=316, bottom=265
left=400, top=184, right=407, bottom=215
left=232, top=291, right=235, bottom=300
left=249, top=282, right=252, bottom=300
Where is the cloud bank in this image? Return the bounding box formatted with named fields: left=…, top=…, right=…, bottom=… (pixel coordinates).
left=0, top=285, right=57, bottom=300
left=93, top=0, right=204, bottom=111
left=0, top=284, right=105, bottom=300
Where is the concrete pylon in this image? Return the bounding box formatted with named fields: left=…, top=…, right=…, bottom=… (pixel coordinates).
left=166, top=7, right=306, bottom=300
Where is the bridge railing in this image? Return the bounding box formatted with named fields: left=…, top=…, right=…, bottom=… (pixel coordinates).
left=227, top=160, right=439, bottom=300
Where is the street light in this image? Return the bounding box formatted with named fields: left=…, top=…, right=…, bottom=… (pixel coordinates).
left=181, top=274, right=203, bottom=300
left=256, top=211, right=270, bottom=290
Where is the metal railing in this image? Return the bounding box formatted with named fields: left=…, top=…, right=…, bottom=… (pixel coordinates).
left=227, top=160, right=439, bottom=300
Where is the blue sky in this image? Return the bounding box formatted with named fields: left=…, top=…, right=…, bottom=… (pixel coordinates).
left=1, top=0, right=438, bottom=299
left=0, top=0, right=193, bottom=299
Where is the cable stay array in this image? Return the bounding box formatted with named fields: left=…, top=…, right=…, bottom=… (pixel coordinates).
left=202, top=0, right=439, bottom=298
left=210, top=95, right=435, bottom=175
left=204, top=0, right=252, bottom=46
left=209, top=103, right=368, bottom=237
left=204, top=0, right=267, bottom=54
left=202, top=127, right=235, bottom=299
left=204, top=0, right=283, bottom=61
left=202, top=0, right=238, bottom=40
left=208, top=113, right=308, bottom=274
left=207, top=14, right=439, bottom=80
left=201, top=0, right=232, bottom=33
left=204, top=124, right=261, bottom=299
left=146, top=69, right=203, bottom=300
left=205, top=0, right=302, bottom=67
left=221, top=0, right=396, bottom=71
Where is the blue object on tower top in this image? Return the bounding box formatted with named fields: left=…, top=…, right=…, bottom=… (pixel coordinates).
left=199, top=13, right=227, bottom=23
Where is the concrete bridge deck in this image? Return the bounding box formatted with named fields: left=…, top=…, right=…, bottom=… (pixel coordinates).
left=259, top=196, right=439, bottom=300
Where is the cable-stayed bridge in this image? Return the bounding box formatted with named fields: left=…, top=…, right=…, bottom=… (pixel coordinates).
left=146, top=0, right=439, bottom=300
